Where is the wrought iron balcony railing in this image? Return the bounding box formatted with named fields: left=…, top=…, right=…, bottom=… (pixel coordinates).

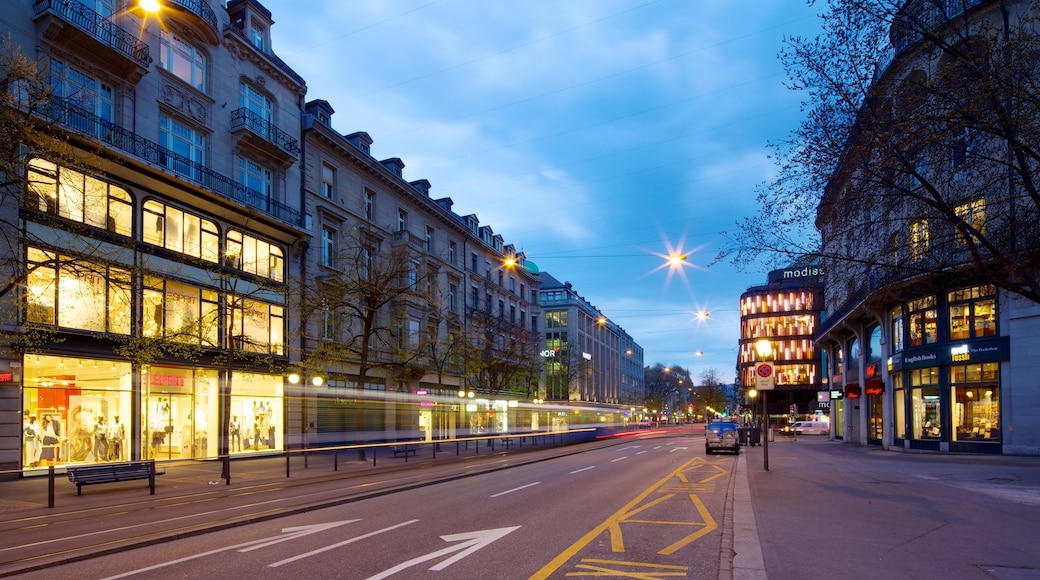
left=165, top=0, right=218, bottom=37
left=33, top=0, right=152, bottom=68
left=45, top=96, right=301, bottom=227
left=230, top=107, right=301, bottom=157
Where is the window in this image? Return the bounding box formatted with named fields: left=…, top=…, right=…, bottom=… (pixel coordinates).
left=226, top=230, right=285, bottom=282
left=448, top=240, right=456, bottom=266
left=143, top=277, right=219, bottom=346
left=321, top=225, right=336, bottom=267
left=26, top=248, right=131, bottom=334
left=426, top=226, right=434, bottom=252
left=250, top=22, right=266, bottom=51
left=142, top=200, right=219, bottom=262
left=954, top=198, right=986, bottom=245
left=159, top=31, right=206, bottom=90
left=49, top=58, right=113, bottom=138
left=27, top=159, right=131, bottom=236
left=890, top=306, right=904, bottom=352
left=321, top=163, right=336, bottom=199
left=910, top=219, right=929, bottom=261
left=910, top=367, right=940, bottom=440
left=398, top=209, right=408, bottom=232
left=908, top=296, right=938, bottom=347
left=400, top=319, right=420, bottom=350
left=239, top=82, right=272, bottom=136
left=948, top=285, right=996, bottom=340
left=485, top=292, right=492, bottom=313
left=509, top=276, right=516, bottom=293
left=364, top=189, right=374, bottom=220
left=448, top=284, right=457, bottom=313
left=321, top=303, right=336, bottom=341
left=238, top=157, right=273, bottom=212
left=951, top=362, right=1000, bottom=442
left=893, top=373, right=906, bottom=439
left=470, top=253, right=478, bottom=272
left=470, top=286, right=479, bottom=309
left=160, top=115, right=205, bottom=181
left=228, top=297, right=285, bottom=355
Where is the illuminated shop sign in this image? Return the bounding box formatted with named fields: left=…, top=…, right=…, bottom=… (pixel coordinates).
left=149, top=374, right=186, bottom=387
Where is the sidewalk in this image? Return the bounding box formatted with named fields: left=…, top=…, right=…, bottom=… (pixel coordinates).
left=730, top=437, right=1040, bottom=580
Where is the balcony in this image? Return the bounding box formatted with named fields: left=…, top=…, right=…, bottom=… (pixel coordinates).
left=33, top=0, right=152, bottom=83
left=163, top=0, right=219, bottom=42
left=229, top=107, right=300, bottom=161
left=45, top=96, right=302, bottom=228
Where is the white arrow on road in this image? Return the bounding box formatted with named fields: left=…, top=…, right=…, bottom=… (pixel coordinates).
left=367, top=526, right=521, bottom=580
left=100, top=521, right=360, bottom=579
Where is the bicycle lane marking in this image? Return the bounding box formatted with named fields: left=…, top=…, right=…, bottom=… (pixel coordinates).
left=530, top=455, right=728, bottom=579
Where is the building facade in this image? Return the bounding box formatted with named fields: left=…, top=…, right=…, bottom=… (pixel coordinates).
left=737, top=262, right=825, bottom=425
left=3, top=0, right=307, bottom=471
left=297, top=98, right=542, bottom=443
left=814, top=0, right=1040, bottom=454
left=538, top=272, right=645, bottom=411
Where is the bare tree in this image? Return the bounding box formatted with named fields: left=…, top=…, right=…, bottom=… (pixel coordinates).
left=696, top=368, right=730, bottom=418
left=723, top=0, right=1040, bottom=304
left=643, top=364, right=684, bottom=418
left=298, top=227, right=430, bottom=457
left=463, top=307, right=536, bottom=396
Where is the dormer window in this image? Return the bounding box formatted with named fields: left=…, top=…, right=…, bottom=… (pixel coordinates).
left=251, top=22, right=266, bottom=51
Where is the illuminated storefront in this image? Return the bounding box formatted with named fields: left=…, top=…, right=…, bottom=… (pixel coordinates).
left=21, top=355, right=284, bottom=469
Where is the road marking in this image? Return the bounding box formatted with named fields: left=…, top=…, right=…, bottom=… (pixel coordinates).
left=571, top=558, right=688, bottom=577
left=529, top=456, right=719, bottom=580
left=268, top=519, right=419, bottom=567
left=366, top=526, right=520, bottom=580
left=612, top=457, right=628, bottom=462
left=490, top=482, right=541, bottom=497
left=668, top=446, right=689, bottom=452
left=99, top=520, right=360, bottom=579
left=636, top=450, right=648, bottom=455
left=570, top=466, right=596, bottom=474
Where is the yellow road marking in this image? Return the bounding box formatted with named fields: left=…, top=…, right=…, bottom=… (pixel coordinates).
left=566, top=558, right=688, bottom=578
left=529, top=456, right=722, bottom=579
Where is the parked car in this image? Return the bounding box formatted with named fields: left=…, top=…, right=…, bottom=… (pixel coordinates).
left=784, top=421, right=830, bottom=435
left=705, top=421, right=740, bottom=454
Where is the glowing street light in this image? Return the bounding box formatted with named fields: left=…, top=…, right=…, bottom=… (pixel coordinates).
left=138, top=0, right=160, bottom=12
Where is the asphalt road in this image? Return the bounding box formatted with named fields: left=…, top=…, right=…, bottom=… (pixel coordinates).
left=9, top=433, right=733, bottom=579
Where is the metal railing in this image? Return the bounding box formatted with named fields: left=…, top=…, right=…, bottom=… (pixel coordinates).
left=44, top=96, right=302, bottom=227
left=230, top=107, right=301, bottom=157
left=33, top=0, right=152, bottom=68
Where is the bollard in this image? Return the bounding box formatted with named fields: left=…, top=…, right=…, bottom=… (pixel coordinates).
left=48, top=465, right=55, bottom=508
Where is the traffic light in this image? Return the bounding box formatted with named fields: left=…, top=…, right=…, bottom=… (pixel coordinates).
left=789, top=404, right=797, bottom=414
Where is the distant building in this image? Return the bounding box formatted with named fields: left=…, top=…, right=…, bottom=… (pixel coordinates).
left=539, top=273, right=644, bottom=408
left=737, top=261, right=825, bottom=423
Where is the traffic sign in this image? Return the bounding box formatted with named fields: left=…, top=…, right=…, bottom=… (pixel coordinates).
left=754, top=362, right=775, bottom=391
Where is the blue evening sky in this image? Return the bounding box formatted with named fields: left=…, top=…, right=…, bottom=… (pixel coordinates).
left=269, top=0, right=824, bottom=382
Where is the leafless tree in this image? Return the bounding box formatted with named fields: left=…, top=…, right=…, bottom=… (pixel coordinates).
left=723, top=0, right=1040, bottom=304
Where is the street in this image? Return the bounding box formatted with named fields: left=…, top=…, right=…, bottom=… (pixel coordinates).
left=7, top=434, right=733, bottom=579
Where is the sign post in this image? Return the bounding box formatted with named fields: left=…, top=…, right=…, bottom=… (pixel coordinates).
left=754, top=362, right=775, bottom=471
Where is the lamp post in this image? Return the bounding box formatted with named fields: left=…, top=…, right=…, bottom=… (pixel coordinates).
left=754, top=339, right=774, bottom=471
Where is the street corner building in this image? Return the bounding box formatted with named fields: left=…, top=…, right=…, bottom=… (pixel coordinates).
left=814, top=0, right=1040, bottom=455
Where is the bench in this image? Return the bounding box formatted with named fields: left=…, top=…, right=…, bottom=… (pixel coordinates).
left=391, top=444, right=419, bottom=458
left=67, top=461, right=165, bottom=495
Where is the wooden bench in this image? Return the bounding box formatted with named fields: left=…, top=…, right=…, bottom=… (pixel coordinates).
left=391, top=444, right=419, bottom=458
left=67, top=461, right=165, bottom=495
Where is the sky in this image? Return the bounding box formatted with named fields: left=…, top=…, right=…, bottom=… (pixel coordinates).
left=267, top=0, right=825, bottom=383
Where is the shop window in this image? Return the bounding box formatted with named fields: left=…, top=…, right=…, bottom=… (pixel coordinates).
left=910, top=219, right=929, bottom=261
left=890, top=306, right=904, bottom=352
left=954, top=198, right=986, bottom=245
left=893, top=373, right=906, bottom=439
left=143, top=277, right=220, bottom=346
left=910, top=367, right=940, bottom=439
left=948, top=285, right=997, bottom=340
left=229, top=371, right=284, bottom=454
left=951, top=362, right=999, bottom=442
left=228, top=296, right=285, bottom=356
left=908, top=296, right=937, bottom=346
left=27, top=159, right=132, bottom=236
left=23, top=356, right=133, bottom=468
left=142, top=200, right=220, bottom=263
left=227, top=230, right=285, bottom=282
left=25, top=248, right=131, bottom=334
